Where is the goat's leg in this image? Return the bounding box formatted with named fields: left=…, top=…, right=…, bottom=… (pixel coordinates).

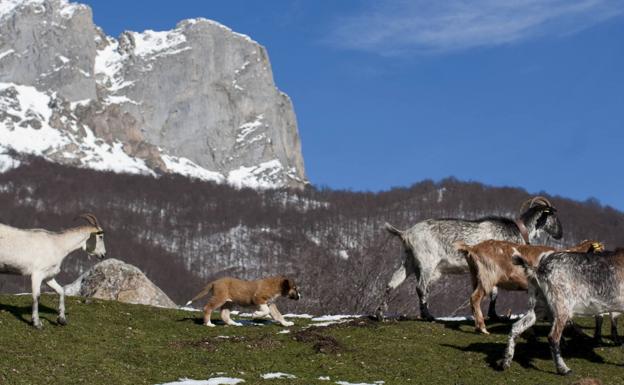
left=220, top=302, right=242, bottom=327
left=611, top=313, right=621, bottom=345
left=374, top=263, right=408, bottom=321
left=268, top=303, right=294, bottom=327
left=470, top=284, right=488, bottom=334
left=487, top=287, right=504, bottom=321
left=549, top=312, right=572, bottom=375
left=500, top=309, right=536, bottom=370
left=46, top=278, right=67, bottom=325
left=593, top=315, right=604, bottom=344
left=501, top=286, right=539, bottom=370
left=31, top=273, right=43, bottom=329
left=416, top=268, right=435, bottom=321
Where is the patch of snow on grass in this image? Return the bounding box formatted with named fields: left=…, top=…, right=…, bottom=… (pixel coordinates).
left=282, top=314, right=313, bottom=319
left=310, top=314, right=361, bottom=327
left=260, top=373, right=296, bottom=380
left=435, top=316, right=471, bottom=322
left=312, top=315, right=360, bottom=322
left=436, top=314, right=522, bottom=322
left=156, top=378, right=244, bottom=385
left=335, top=381, right=384, bottom=385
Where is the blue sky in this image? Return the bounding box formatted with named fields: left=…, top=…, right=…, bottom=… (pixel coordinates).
left=82, top=0, right=624, bottom=210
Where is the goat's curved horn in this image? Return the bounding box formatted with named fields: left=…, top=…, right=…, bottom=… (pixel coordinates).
left=530, top=196, right=552, bottom=208
left=76, top=213, right=100, bottom=228
left=520, top=196, right=554, bottom=213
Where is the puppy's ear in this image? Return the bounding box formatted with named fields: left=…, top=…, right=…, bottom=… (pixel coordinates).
left=281, top=278, right=295, bottom=294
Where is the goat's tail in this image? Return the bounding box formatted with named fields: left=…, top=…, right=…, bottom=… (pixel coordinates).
left=453, top=241, right=471, bottom=253
left=185, top=282, right=214, bottom=306
left=384, top=222, right=405, bottom=239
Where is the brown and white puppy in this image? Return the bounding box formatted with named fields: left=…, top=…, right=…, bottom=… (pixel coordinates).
left=185, top=276, right=300, bottom=327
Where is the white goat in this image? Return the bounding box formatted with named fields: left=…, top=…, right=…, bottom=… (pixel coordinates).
left=0, top=214, right=106, bottom=328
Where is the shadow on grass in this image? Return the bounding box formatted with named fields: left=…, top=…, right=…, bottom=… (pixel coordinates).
left=442, top=335, right=615, bottom=374
left=438, top=318, right=520, bottom=336
left=176, top=316, right=273, bottom=327
left=0, top=301, right=58, bottom=326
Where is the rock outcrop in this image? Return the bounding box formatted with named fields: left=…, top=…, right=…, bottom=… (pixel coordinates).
left=0, top=0, right=306, bottom=188
left=65, top=258, right=177, bottom=308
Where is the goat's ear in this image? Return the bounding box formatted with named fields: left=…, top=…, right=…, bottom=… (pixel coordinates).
left=511, top=255, right=526, bottom=267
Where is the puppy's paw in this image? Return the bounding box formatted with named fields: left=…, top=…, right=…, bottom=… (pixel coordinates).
left=281, top=321, right=294, bottom=327
left=228, top=321, right=243, bottom=327
left=204, top=322, right=216, bottom=327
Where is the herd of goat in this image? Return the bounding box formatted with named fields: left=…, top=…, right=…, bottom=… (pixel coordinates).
left=376, top=196, right=624, bottom=375
left=0, top=197, right=623, bottom=375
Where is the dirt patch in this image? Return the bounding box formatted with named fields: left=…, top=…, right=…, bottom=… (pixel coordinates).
left=292, top=329, right=345, bottom=354
left=571, top=379, right=603, bottom=385
left=341, top=318, right=381, bottom=328
left=170, top=335, right=281, bottom=352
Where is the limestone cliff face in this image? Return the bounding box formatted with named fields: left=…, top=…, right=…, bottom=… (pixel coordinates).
left=0, top=0, right=306, bottom=188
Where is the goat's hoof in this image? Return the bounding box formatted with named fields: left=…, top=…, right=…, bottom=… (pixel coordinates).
left=32, top=321, right=43, bottom=330
left=477, top=328, right=490, bottom=335
left=57, top=317, right=68, bottom=326
left=204, top=322, right=216, bottom=328
left=496, top=359, right=511, bottom=371
left=489, top=314, right=510, bottom=322
left=372, top=309, right=385, bottom=322
left=557, top=368, right=572, bottom=376
left=281, top=321, right=294, bottom=327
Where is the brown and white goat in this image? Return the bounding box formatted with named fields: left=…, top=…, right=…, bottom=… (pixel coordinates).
left=455, top=239, right=603, bottom=334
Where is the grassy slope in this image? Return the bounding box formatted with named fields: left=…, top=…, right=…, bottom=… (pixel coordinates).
left=0, top=294, right=623, bottom=385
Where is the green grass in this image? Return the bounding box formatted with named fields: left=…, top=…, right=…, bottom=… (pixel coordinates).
left=0, top=294, right=623, bottom=385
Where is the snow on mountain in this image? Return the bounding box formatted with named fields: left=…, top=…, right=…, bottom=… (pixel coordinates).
left=0, top=82, right=295, bottom=188
left=0, top=0, right=307, bottom=189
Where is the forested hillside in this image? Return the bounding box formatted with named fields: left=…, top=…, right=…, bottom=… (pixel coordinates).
left=1, top=155, right=623, bottom=316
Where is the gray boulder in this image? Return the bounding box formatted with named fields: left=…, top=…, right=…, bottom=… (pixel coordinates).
left=65, top=258, right=177, bottom=308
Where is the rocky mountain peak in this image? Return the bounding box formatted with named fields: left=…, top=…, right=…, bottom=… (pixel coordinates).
left=0, top=0, right=307, bottom=189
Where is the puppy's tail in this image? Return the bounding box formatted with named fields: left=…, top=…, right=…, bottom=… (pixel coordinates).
left=185, top=282, right=214, bottom=306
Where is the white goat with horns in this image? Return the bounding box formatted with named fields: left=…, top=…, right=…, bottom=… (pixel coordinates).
left=0, top=214, right=106, bottom=328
